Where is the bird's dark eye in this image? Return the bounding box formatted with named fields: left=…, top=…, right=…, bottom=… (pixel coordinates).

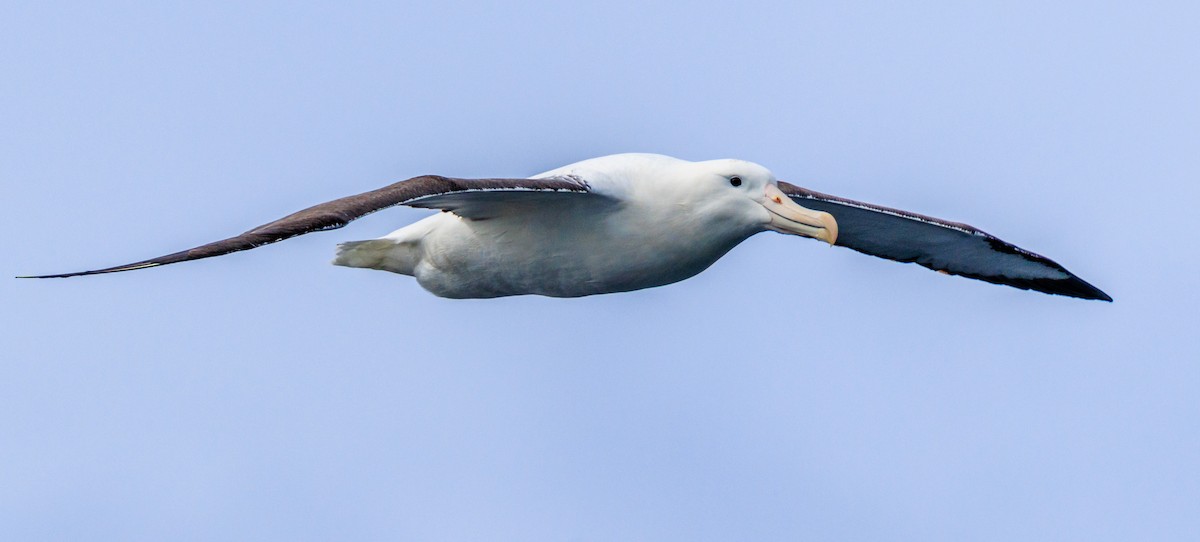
left=729, top=176, right=743, bottom=187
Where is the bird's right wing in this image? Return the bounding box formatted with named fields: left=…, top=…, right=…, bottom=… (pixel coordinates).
left=20, top=175, right=598, bottom=278
left=778, top=181, right=1111, bottom=301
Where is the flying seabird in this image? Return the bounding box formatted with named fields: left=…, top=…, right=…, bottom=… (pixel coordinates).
left=20, top=153, right=1111, bottom=301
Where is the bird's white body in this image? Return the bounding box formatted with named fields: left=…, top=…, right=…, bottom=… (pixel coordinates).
left=333, top=154, right=775, bottom=298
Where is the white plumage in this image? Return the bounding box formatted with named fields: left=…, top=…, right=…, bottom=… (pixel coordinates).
left=334, top=154, right=811, bottom=298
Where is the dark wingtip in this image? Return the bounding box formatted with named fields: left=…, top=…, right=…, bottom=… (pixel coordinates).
left=1076, top=283, right=1113, bottom=302
left=1057, top=274, right=1112, bottom=302
left=936, top=264, right=1112, bottom=302
left=17, top=273, right=74, bottom=279
left=1088, top=286, right=1114, bottom=303
left=18, top=272, right=101, bottom=279
left=15, top=262, right=163, bottom=279
left=1021, top=274, right=1111, bottom=302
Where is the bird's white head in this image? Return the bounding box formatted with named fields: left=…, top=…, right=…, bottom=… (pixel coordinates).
left=538, top=153, right=838, bottom=246
left=684, top=158, right=838, bottom=245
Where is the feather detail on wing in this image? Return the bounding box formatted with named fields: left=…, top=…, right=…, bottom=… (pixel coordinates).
left=19, top=175, right=595, bottom=278
left=777, top=181, right=1111, bottom=301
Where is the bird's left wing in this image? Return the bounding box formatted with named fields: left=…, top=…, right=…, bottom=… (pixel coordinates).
left=778, top=181, right=1111, bottom=301
left=20, top=175, right=594, bottom=278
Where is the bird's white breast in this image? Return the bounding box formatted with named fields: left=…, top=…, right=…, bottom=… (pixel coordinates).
left=384, top=196, right=749, bottom=298
left=332, top=153, right=769, bottom=298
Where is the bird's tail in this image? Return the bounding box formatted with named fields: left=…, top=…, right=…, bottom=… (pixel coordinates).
left=332, top=239, right=417, bottom=276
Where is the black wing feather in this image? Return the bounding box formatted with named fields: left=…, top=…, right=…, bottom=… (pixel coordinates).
left=778, top=181, right=1111, bottom=301
left=20, top=175, right=591, bottom=278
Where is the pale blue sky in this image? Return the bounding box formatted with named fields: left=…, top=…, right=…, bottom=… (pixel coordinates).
left=3, top=2, right=1197, bottom=540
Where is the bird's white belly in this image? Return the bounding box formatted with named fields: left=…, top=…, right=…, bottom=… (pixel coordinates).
left=399, top=207, right=747, bottom=298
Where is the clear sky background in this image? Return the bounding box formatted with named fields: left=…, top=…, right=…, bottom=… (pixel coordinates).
left=3, top=2, right=1197, bottom=540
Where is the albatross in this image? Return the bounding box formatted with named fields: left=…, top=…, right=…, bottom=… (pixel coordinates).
left=20, top=153, right=1111, bottom=301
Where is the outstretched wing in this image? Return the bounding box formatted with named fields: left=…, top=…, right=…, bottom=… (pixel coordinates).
left=20, top=175, right=595, bottom=278
left=778, top=181, right=1111, bottom=301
